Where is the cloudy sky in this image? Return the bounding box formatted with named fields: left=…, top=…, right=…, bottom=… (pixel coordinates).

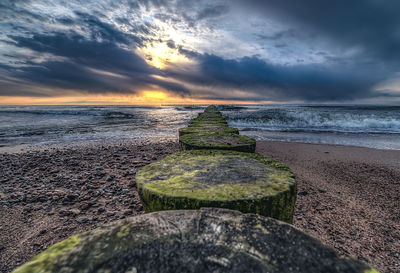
left=1, top=0, right=400, bottom=104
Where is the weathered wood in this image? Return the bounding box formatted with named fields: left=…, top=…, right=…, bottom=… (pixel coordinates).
left=178, top=126, right=239, bottom=137
left=13, top=208, right=379, bottom=273
left=179, top=132, right=256, bottom=152
left=136, top=150, right=296, bottom=223
left=204, top=105, right=219, bottom=113
left=189, top=119, right=228, bottom=127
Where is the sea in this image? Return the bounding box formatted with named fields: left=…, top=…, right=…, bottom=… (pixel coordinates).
left=0, top=105, right=399, bottom=151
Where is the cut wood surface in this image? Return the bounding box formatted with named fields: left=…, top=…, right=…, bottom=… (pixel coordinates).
left=136, top=150, right=296, bottom=223
left=179, top=132, right=256, bottom=152
left=13, top=208, right=378, bottom=273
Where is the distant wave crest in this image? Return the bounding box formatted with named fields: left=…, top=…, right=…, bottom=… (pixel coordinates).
left=175, top=106, right=205, bottom=111
left=226, top=107, right=400, bottom=134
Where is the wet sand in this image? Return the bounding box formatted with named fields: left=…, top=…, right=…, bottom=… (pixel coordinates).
left=0, top=140, right=399, bottom=272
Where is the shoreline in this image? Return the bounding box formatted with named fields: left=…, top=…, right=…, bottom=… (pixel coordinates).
left=0, top=140, right=398, bottom=272
left=2, top=135, right=400, bottom=155
left=256, top=140, right=400, bottom=166
left=0, top=137, right=178, bottom=154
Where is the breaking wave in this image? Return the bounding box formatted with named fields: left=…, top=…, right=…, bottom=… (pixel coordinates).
left=225, top=106, right=400, bottom=134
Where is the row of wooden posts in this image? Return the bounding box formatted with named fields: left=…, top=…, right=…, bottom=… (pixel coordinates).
left=13, top=105, right=378, bottom=273
left=136, top=105, right=297, bottom=223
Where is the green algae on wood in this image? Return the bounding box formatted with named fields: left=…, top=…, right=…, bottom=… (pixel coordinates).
left=193, top=113, right=225, bottom=121
left=189, top=121, right=228, bottom=127
left=197, top=111, right=223, bottom=117
left=136, top=150, right=296, bottom=222
left=187, top=122, right=229, bottom=130
left=187, top=107, right=229, bottom=127
left=179, top=132, right=256, bottom=153
left=204, top=105, right=218, bottom=112
left=190, top=118, right=227, bottom=125
left=178, top=126, right=239, bottom=137
left=13, top=234, right=81, bottom=273
left=189, top=119, right=228, bottom=127
left=13, top=208, right=379, bottom=273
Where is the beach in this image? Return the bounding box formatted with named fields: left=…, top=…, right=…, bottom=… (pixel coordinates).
left=256, top=141, right=400, bottom=273
left=0, top=140, right=399, bottom=273
left=0, top=140, right=178, bottom=273
left=2, top=0, right=400, bottom=271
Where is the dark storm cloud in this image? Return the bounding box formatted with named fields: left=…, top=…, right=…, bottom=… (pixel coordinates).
left=0, top=76, right=50, bottom=97
left=196, top=5, right=229, bottom=20
left=167, top=53, right=386, bottom=102
left=255, top=29, right=296, bottom=41
left=69, top=12, right=132, bottom=44
left=57, top=11, right=150, bottom=45
left=166, top=40, right=176, bottom=49
left=160, top=2, right=230, bottom=27
left=0, top=0, right=44, bottom=22
left=1, top=1, right=190, bottom=97
left=1, top=0, right=400, bottom=102
left=4, top=32, right=143, bottom=93
left=165, top=0, right=400, bottom=101
left=243, top=0, right=400, bottom=64
left=3, top=31, right=190, bottom=95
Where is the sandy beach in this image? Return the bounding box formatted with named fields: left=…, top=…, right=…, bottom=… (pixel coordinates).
left=257, top=141, right=400, bottom=273
left=0, top=140, right=399, bottom=273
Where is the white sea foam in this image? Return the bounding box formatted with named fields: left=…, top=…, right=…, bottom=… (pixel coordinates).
left=1, top=105, right=399, bottom=150
left=226, top=106, right=400, bottom=133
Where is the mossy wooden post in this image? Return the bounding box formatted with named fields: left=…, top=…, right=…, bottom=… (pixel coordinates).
left=179, top=132, right=256, bottom=152
left=136, top=150, right=296, bottom=223
left=13, top=208, right=379, bottom=273
left=180, top=105, right=255, bottom=152
left=178, top=126, right=239, bottom=137
left=204, top=105, right=219, bottom=113
left=189, top=113, right=227, bottom=124
left=192, top=114, right=226, bottom=123
left=189, top=120, right=228, bottom=127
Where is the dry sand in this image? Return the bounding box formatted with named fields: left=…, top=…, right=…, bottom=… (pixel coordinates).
left=0, top=140, right=399, bottom=272
left=256, top=141, right=400, bottom=273
left=0, top=141, right=179, bottom=273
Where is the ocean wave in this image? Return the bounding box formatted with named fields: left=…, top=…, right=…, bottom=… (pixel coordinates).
left=175, top=106, right=205, bottom=111
left=217, top=105, right=248, bottom=111
left=226, top=107, right=400, bottom=133
left=0, top=109, right=140, bottom=121
left=1, top=105, right=399, bottom=150
left=306, top=105, right=400, bottom=111
left=103, top=111, right=136, bottom=119
left=0, top=109, right=101, bottom=116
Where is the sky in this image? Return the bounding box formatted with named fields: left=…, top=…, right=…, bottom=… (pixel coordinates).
left=1, top=0, right=400, bottom=105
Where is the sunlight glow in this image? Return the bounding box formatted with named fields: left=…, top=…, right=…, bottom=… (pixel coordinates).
left=142, top=91, right=168, bottom=100
left=135, top=10, right=194, bottom=70
left=0, top=94, right=274, bottom=106
left=139, top=42, right=188, bottom=69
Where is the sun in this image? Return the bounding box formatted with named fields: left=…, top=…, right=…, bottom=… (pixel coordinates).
left=139, top=41, right=188, bottom=69
left=135, top=13, right=194, bottom=70
left=142, top=91, right=168, bottom=100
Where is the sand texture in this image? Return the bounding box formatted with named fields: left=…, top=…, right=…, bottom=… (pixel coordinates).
left=0, top=140, right=398, bottom=272
left=256, top=141, right=400, bottom=273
